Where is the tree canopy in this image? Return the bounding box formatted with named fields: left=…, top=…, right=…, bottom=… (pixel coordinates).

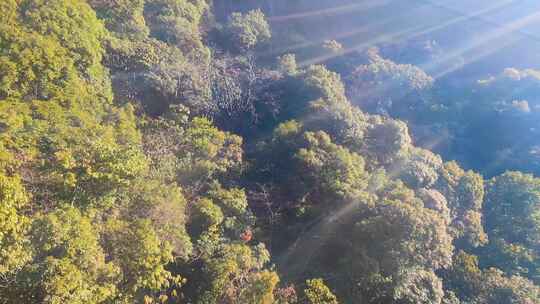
left=2, top=1, right=540, bottom=303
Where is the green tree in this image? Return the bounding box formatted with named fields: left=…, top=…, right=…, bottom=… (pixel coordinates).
left=346, top=51, right=433, bottom=116
left=197, top=243, right=279, bottom=304
left=121, top=178, right=193, bottom=260
left=435, top=162, right=488, bottom=248
left=0, top=0, right=146, bottom=213
left=0, top=0, right=111, bottom=102
left=481, top=171, right=540, bottom=281
left=89, top=0, right=149, bottom=39
left=397, top=147, right=442, bottom=189
left=443, top=251, right=540, bottom=304
left=303, top=279, right=339, bottom=304
left=103, top=218, right=178, bottom=303
left=0, top=173, right=30, bottom=275
left=3, top=207, right=118, bottom=304
left=226, top=9, right=271, bottom=51
left=143, top=113, right=243, bottom=194
left=144, top=0, right=210, bottom=58
left=278, top=54, right=298, bottom=75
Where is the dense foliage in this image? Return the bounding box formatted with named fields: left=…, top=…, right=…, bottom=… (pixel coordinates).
left=1, top=0, right=540, bottom=303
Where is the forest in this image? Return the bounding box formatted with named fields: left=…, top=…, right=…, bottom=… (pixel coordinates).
left=1, top=0, right=540, bottom=303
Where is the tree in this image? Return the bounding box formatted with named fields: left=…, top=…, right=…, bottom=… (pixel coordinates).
left=0, top=0, right=110, bottom=102
left=3, top=207, right=118, bottom=304
left=225, top=9, right=271, bottom=51
left=143, top=113, right=243, bottom=194
left=142, top=50, right=212, bottom=115
left=393, top=268, right=444, bottom=304
left=255, top=121, right=453, bottom=303
left=435, top=162, right=487, bottom=248
left=294, top=131, right=368, bottom=201
left=346, top=52, right=433, bottom=115
left=0, top=0, right=147, bottom=214
left=0, top=173, right=30, bottom=275
left=363, top=118, right=412, bottom=167
left=121, top=178, right=192, bottom=260
left=481, top=171, right=540, bottom=281
left=207, top=183, right=255, bottom=240
left=144, top=0, right=210, bottom=59
left=322, top=40, right=343, bottom=52
left=303, top=279, right=339, bottom=304
left=103, top=218, right=178, bottom=303
left=278, top=54, right=298, bottom=75
left=89, top=0, right=149, bottom=39
left=442, top=250, right=483, bottom=301
left=397, top=147, right=443, bottom=189
left=198, top=243, right=279, bottom=304
left=443, top=250, right=540, bottom=304
left=478, top=269, right=540, bottom=304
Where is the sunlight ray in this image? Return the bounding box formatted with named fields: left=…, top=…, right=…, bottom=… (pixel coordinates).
left=276, top=162, right=406, bottom=279
left=404, top=0, right=517, bottom=44
left=431, top=35, right=520, bottom=79
left=295, top=0, right=522, bottom=68
left=422, top=9, right=540, bottom=78
left=268, top=0, right=392, bottom=22
left=297, top=23, right=428, bottom=67
left=262, top=19, right=391, bottom=56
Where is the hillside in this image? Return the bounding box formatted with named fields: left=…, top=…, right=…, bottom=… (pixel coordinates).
left=1, top=1, right=539, bottom=303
